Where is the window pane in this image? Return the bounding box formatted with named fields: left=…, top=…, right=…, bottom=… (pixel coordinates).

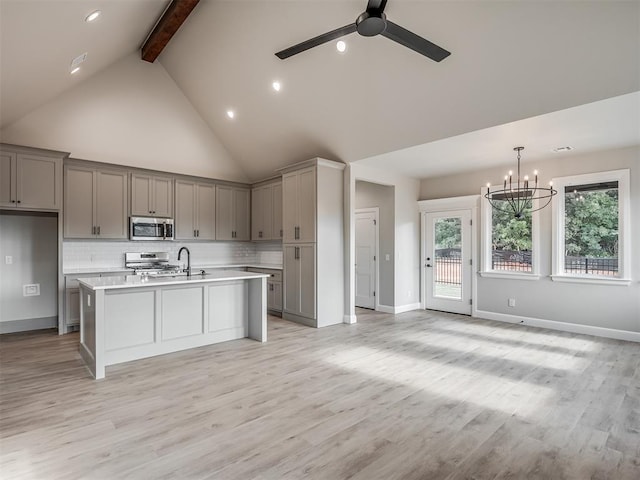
left=434, top=217, right=462, bottom=299
left=491, top=200, right=532, bottom=272
left=564, top=182, right=618, bottom=276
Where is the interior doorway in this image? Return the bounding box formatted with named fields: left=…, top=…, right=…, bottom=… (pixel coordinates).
left=355, top=208, right=378, bottom=309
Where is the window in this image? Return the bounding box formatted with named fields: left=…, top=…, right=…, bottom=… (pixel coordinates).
left=552, top=169, right=631, bottom=284
left=481, top=186, right=539, bottom=278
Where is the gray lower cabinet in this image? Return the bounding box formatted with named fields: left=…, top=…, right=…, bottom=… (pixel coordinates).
left=64, top=164, right=128, bottom=239
left=0, top=145, right=65, bottom=210
left=248, top=268, right=282, bottom=314
left=283, top=244, right=316, bottom=323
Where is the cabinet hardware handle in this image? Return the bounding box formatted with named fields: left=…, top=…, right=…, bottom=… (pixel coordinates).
left=11, top=200, right=16, bottom=203
left=92, top=226, right=95, bottom=235
left=194, top=229, right=196, bottom=237
left=16, top=200, right=21, bottom=204
left=259, top=231, right=262, bottom=238
left=280, top=229, right=283, bottom=237
left=97, top=226, right=100, bottom=235
left=197, top=229, right=200, bottom=237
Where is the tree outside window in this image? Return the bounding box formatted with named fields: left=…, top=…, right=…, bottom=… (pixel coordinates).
left=491, top=200, right=532, bottom=272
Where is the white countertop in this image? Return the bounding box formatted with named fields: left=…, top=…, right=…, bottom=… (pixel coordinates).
left=78, top=270, right=269, bottom=291
left=64, top=263, right=282, bottom=275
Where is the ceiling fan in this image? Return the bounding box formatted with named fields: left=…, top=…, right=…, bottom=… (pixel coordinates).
left=275, top=0, right=451, bottom=62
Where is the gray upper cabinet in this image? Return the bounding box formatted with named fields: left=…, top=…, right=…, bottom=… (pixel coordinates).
left=251, top=181, right=283, bottom=241
left=174, top=179, right=215, bottom=240
left=64, top=164, right=128, bottom=239
left=216, top=185, right=250, bottom=241
left=282, top=167, right=316, bottom=243
left=130, top=173, right=174, bottom=217
left=0, top=146, right=64, bottom=211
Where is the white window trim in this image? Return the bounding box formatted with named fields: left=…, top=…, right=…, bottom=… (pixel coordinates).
left=480, top=186, right=541, bottom=279
left=551, top=169, right=631, bottom=285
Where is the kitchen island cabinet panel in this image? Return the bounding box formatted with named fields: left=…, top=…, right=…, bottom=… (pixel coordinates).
left=105, top=290, right=155, bottom=351
left=162, top=287, right=204, bottom=340
left=208, top=281, right=247, bottom=334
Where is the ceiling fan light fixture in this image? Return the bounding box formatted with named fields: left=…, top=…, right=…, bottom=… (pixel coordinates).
left=85, top=10, right=101, bottom=23
left=336, top=40, right=346, bottom=53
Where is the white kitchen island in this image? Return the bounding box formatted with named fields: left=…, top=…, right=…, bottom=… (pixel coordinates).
left=78, top=270, right=268, bottom=379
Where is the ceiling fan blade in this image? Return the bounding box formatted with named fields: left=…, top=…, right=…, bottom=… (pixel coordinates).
left=381, top=20, right=451, bottom=62
left=276, top=23, right=357, bottom=59
left=366, top=0, right=388, bottom=12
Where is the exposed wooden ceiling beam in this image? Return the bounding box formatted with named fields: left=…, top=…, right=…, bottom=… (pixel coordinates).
left=141, top=0, right=200, bottom=63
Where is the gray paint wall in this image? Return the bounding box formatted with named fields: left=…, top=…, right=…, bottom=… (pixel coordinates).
left=420, top=146, right=640, bottom=333
left=356, top=181, right=395, bottom=307
left=0, top=212, right=58, bottom=323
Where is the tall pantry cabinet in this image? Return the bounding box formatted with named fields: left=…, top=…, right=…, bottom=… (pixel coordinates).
left=278, top=158, right=344, bottom=328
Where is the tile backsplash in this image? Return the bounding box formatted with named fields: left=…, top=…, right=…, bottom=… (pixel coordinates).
left=63, top=240, right=282, bottom=270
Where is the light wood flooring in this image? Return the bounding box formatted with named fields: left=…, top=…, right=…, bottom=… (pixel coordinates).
left=1, top=310, right=639, bottom=479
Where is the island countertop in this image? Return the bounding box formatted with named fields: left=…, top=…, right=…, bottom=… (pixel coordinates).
left=78, top=270, right=269, bottom=291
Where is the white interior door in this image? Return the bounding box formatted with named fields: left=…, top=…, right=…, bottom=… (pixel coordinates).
left=355, top=210, right=377, bottom=309
left=425, top=210, right=472, bottom=315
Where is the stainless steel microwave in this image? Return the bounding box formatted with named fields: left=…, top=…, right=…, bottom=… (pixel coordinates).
left=129, top=217, right=174, bottom=241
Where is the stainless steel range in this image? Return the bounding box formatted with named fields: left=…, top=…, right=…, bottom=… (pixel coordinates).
left=125, top=252, right=182, bottom=277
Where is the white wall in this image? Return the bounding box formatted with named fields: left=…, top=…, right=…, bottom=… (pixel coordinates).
left=0, top=212, right=58, bottom=329
left=355, top=181, right=395, bottom=307
left=0, top=53, right=247, bottom=182
left=420, top=146, right=640, bottom=334
left=346, top=163, right=421, bottom=318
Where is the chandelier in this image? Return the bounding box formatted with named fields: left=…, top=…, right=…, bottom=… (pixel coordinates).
left=485, top=147, right=557, bottom=219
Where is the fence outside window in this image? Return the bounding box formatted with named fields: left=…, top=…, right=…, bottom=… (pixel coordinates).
left=565, top=256, right=618, bottom=276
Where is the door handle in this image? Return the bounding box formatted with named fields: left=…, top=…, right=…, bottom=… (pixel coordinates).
left=426, top=264, right=432, bottom=267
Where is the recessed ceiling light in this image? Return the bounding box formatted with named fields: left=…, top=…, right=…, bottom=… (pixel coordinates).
left=70, top=67, right=80, bottom=75
left=552, top=146, right=573, bottom=153
left=336, top=40, right=346, bottom=53
left=226, top=110, right=235, bottom=119
left=272, top=81, right=281, bottom=92
left=85, top=10, right=101, bottom=22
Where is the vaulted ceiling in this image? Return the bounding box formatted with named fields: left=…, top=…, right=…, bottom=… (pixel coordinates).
left=1, top=1, right=639, bottom=182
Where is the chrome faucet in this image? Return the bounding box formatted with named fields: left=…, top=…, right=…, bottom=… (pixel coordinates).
left=178, top=247, right=191, bottom=276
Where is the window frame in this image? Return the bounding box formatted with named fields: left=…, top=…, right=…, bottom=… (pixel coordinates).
left=480, top=184, right=541, bottom=280
left=551, top=169, right=631, bottom=285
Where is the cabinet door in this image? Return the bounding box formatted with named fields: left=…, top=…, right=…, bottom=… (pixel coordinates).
left=66, top=289, right=80, bottom=326
left=64, top=166, right=95, bottom=238
left=267, top=280, right=275, bottom=310
left=260, top=184, right=274, bottom=240
left=175, top=180, right=196, bottom=239
left=298, top=244, right=316, bottom=320
left=130, top=174, right=152, bottom=216
left=283, top=245, right=300, bottom=315
left=153, top=176, right=174, bottom=217
left=272, top=182, right=283, bottom=240
left=16, top=154, right=60, bottom=210
left=196, top=183, right=216, bottom=240
left=96, top=169, right=128, bottom=239
left=251, top=186, right=263, bottom=241
left=272, top=281, right=283, bottom=311
left=0, top=151, right=16, bottom=207
left=215, top=185, right=233, bottom=240
left=233, top=188, right=251, bottom=241
left=297, top=168, right=316, bottom=242
left=282, top=173, right=298, bottom=243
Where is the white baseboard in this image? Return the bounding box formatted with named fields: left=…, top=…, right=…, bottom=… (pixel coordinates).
left=343, top=314, right=357, bottom=324
left=0, top=316, right=58, bottom=334
left=474, top=309, right=640, bottom=343
left=377, top=303, right=422, bottom=315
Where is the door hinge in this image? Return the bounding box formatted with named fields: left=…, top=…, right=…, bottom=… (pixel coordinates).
left=469, top=299, right=473, bottom=305
left=469, top=259, right=473, bottom=265
left=373, top=291, right=376, bottom=297
left=373, top=255, right=376, bottom=261
left=373, top=219, right=377, bottom=225
left=470, top=219, right=473, bottom=226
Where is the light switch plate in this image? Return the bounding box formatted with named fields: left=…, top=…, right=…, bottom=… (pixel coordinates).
left=4, top=256, right=12, bottom=265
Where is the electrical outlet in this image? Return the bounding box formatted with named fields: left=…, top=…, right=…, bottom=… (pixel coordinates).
left=508, top=298, right=516, bottom=307
left=385, top=254, right=390, bottom=261
left=5, top=256, right=12, bottom=265
left=23, top=284, right=40, bottom=297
